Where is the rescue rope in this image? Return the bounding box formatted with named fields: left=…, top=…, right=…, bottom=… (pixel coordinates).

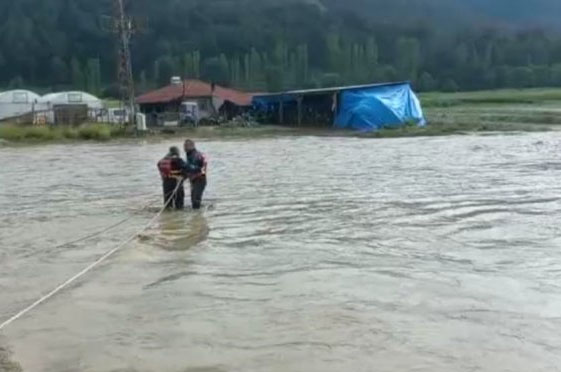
left=0, top=181, right=183, bottom=332
left=45, top=196, right=160, bottom=252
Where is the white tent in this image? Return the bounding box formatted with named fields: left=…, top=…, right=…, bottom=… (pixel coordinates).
left=37, top=91, right=104, bottom=110
left=0, top=90, right=41, bottom=121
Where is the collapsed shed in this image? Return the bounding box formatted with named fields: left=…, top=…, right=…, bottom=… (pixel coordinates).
left=252, top=82, right=426, bottom=131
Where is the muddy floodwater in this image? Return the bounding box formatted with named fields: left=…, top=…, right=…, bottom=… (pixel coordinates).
left=2, top=134, right=561, bottom=372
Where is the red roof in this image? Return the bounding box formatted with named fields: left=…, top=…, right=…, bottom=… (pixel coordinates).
left=136, top=80, right=254, bottom=106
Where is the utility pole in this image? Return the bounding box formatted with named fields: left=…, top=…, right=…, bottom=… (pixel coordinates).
left=106, top=0, right=137, bottom=128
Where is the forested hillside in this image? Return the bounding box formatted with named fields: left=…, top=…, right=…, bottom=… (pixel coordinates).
left=1, top=0, right=561, bottom=95
left=326, top=0, right=561, bottom=29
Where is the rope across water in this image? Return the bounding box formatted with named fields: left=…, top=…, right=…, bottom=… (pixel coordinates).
left=0, top=182, right=182, bottom=331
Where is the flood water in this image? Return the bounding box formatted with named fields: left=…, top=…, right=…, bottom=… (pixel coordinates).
left=1, top=134, right=561, bottom=372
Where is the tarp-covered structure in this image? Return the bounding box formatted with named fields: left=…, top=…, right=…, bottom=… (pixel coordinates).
left=252, top=82, right=426, bottom=131
left=334, top=83, right=425, bottom=131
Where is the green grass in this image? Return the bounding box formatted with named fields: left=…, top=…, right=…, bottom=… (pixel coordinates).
left=0, top=124, right=126, bottom=143
left=419, top=87, right=561, bottom=136
left=420, top=88, right=561, bottom=107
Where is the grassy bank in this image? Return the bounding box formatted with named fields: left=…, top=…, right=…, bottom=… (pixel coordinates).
left=421, top=88, right=561, bottom=134
left=420, top=88, right=561, bottom=107
left=0, top=124, right=126, bottom=142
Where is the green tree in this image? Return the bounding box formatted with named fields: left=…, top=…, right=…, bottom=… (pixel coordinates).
left=377, top=65, right=398, bottom=82
left=155, top=56, right=177, bottom=86
left=441, top=78, right=459, bottom=92
left=250, top=48, right=263, bottom=87
left=265, top=66, right=284, bottom=92
left=139, top=70, right=149, bottom=93
left=507, top=66, right=535, bottom=88
left=71, top=57, right=85, bottom=90
left=219, top=53, right=230, bottom=84
left=296, top=44, right=309, bottom=84
left=365, top=37, right=379, bottom=79
left=193, top=51, right=201, bottom=78
left=532, top=65, right=551, bottom=87
left=326, top=33, right=343, bottom=73
left=9, top=76, right=24, bottom=89
left=396, top=37, right=421, bottom=81
left=183, top=53, right=194, bottom=78
left=418, top=72, right=436, bottom=91
left=201, top=56, right=230, bottom=85
left=551, top=64, right=561, bottom=86
left=50, top=57, right=69, bottom=84
left=244, top=53, right=251, bottom=86
left=230, top=56, right=243, bottom=86
left=320, top=72, right=342, bottom=87
left=86, top=58, right=101, bottom=95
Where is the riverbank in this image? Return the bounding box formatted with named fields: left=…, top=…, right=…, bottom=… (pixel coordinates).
left=2, top=87, right=561, bottom=144
left=0, top=122, right=544, bottom=146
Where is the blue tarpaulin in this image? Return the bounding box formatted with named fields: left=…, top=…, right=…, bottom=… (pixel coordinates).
left=334, top=83, right=426, bottom=131
left=251, top=81, right=426, bottom=131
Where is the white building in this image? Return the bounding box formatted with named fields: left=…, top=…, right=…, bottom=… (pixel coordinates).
left=0, top=90, right=41, bottom=121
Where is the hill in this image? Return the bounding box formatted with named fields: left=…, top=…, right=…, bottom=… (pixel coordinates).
left=1, top=0, right=561, bottom=94
left=325, top=0, right=561, bottom=29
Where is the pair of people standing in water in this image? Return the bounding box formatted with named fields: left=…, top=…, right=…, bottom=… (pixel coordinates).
left=157, top=139, right=207, bottom=210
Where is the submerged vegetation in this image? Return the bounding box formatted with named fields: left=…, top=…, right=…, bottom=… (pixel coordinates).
left=0, top=347, right=22, bottom=372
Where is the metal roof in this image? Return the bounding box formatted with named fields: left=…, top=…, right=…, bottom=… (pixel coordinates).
left=253, top=81, right=410, bottom=98
left=136, top=79, right=254, bottom=106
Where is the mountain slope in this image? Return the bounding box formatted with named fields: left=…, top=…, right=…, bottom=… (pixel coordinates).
left=321, top=0, right=561, bottom=29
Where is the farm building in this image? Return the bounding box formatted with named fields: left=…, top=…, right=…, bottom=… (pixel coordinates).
left=137, top=79, right=254, bottom=126
left=36, top=91, right=105, bottom=125
left=0, top=90, right=41, bottom=121
left=252, top=82, right=426, bottom=131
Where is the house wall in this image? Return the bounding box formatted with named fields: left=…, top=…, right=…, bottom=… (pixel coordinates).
left=139, top=97, right=225, bottom=126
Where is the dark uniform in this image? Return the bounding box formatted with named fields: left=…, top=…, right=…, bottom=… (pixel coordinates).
left=157, top=150, right=188, bottom=209
left=185, top=149, right=207, bottom=209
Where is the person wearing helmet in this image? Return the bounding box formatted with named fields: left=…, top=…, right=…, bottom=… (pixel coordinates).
left=183, top=139, right=207, bottom=210
left=157, top=146, right=188, bottom=209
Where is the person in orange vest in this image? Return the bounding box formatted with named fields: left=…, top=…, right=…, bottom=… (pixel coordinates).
left=157, top=146, right=188, bottom=209
left=183, top=139, right=208, bottom=210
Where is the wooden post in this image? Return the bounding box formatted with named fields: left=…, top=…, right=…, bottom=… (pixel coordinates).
left=297, top=95, right=303, bottom=127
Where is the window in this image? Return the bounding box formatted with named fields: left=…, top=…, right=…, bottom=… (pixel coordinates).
left=12, top=92, right=28, bottom=104
left=68, top=93, right=83, bottom=103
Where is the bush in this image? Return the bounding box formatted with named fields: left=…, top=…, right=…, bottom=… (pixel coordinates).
left=23, top=127, right=59, bottom=140
left=77, top=124, right=112, bottom=141
left=0, top=126, right=25, bottom=141
left=62, top=127, right=79, bottom=139
left=0, top=123, right=119, bottom=142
